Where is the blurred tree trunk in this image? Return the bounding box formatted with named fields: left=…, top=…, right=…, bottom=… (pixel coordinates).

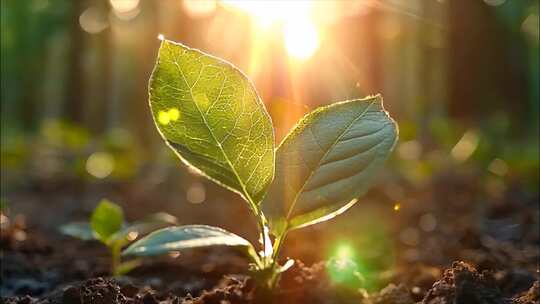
left=419, top=1, right=446, bottom=147
left=365, top=9, right=383, bottom=93
left=448, top=0, right=529, bottom=134
left=65, top=0, right=85, bottom=124
left=132, top=0, right=159, bottom=149
left=94, top=0, right=111, bottom=134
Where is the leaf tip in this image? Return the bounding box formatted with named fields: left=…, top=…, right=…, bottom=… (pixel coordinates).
left=362, top=93, right=383, bottom=105
left=157, top=33, right=165, bottom=41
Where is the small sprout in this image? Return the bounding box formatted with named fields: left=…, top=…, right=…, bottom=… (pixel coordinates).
left=60, top=199, right=178, bottom=276
left=123, top=40, right=398, bottom=291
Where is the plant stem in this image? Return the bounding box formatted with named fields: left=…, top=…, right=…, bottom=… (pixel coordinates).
left=267, top=229, right=288, bottom=289
left=110, top=244, right=121, bottom=276
left=271, top=230, right=288, bottom=264
left=258, top=217, right=270, bottom=267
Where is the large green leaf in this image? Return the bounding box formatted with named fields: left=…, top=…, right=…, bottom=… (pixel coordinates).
left=122, top=225, right=252, bottom=257
left=91, top=199, right=124, bottom=242
left=149, top=40, right=275, bottom=207
left=262, top=95, right=398, bottom=234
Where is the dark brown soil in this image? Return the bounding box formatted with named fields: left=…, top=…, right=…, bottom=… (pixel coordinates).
left=3, top=262, right=538, bottom=304
left=1, top=170, right=539, bottom=303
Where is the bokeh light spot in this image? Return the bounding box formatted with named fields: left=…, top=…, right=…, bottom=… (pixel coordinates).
left=522, top=14, right=539, bottom=41
left=183, top=0, right=217, bottom=18
left=488, top=158, right=508, bottom=176
left=109, top=0, right=140, bottom=20
left=451, top=130, right=479, bottom=163
left=86, top=152, right=114, bottom=179
left=127, top=231, right=139, bottom=241
left=398, top=140, right=421, bottom=160
left=187, top=182, right=206, bottom=204
left=109, top=0, right=139, bottom=13
left=400, top=227, right=420, bottom=246
left=79, top=7, right=108, bottom=34
left=419, top=213, right=437, bottom=232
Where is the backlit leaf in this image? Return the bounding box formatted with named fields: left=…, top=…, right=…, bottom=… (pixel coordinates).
left=262, top=95, right=398, bottom=234
left=108, top=212, right=178, bottom=246
left=149, top=40, right=275, bottom=208
left=122, top=225, right=252, bottom=257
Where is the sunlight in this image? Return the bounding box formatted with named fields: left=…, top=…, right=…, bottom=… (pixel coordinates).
left=222, top=0, right=320, bottom=60
left=284, top=17, right=320, bottom=60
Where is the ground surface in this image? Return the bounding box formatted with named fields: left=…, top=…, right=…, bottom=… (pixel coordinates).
left=1, top=168, right=539, bottom=303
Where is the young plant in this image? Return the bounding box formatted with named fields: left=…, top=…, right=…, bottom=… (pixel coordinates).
left=122, top=39, right=398, bottom=289
left=61, top=199, right=178, bottom=276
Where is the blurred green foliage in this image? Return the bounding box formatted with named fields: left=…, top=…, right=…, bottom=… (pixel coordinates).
left=0, top=0, right=538, bottom=195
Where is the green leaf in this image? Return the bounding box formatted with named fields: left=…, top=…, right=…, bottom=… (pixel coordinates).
left=143, top=212, right=179, bottom=225
left=262, top=95, right=398, bottom=234
left=108, top=212, right=178, bottom=246
left=91, top=199, right=124, bottom=242
left=122, top=225, right=252, bottom=257
left=149, top=40, right=275, bottom=208
left=59, top=222, right=95, bottom=241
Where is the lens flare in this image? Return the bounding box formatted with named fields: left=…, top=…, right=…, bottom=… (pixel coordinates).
left=336, top=243, right=354, bottom=259
left=86, top=152, right=114, bottom=179
left=327, top=243, right=364, bottom=287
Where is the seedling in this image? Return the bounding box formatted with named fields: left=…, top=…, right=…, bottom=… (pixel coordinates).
left=61, top=199, right=178, bottom=276
left=123, top=39, right=398, bottom=290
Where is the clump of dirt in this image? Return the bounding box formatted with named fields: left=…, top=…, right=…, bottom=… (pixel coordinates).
left=367, top=284, right=415, bottom=304
left=421, top=261, right=509, bottom=304
left=3, top=260, right=539, bottom=304
left=4, top=277, right=182, bottom=304
left=512, top=281, right=539, bottom=304
left=2, top=169, right=538, bottom=304
left=183, top=276, right=253, bottom=304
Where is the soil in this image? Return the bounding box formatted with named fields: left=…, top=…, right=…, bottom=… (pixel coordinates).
left=1, top=169, right=539, bottom=303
